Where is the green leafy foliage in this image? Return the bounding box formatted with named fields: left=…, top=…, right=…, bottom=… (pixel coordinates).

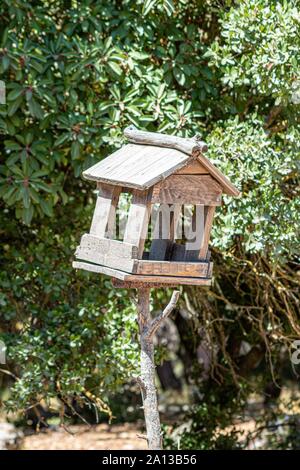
left=0, top=205, right=139, bottom=414
left=0, top=0, right=298, bottom=260
left=164, top=388, right=245, bottom=450
left=208, top=115, right=300, bottom=259
left=0, top=0, right=299, bottom=448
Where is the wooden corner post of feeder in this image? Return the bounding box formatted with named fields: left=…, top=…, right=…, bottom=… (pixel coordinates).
left=73, top=126, right=240, bottom=450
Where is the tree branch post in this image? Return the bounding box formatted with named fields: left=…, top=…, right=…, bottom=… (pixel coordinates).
left=136, top=288, right=180, bottom=450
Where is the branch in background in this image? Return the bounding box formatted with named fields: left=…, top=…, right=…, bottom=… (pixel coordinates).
left=264, top=105, right=283, bottom=129
left=146, top=291, right=180, bottom=340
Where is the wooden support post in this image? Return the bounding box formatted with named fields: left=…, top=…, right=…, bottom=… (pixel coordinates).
left=185, top=205, right=204, bottom=252
left=169, top=204, right=182, bottom=242
left=198, top=206, right=215, bottom=260
left=90, top=183, right=121, bottom=238
left=137, top=288, right=161, bottom=450
left=136, top=288, right=180, bottom=450
left=124, top=189, right=152, bottom=259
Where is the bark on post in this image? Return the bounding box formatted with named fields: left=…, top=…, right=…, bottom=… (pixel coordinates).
left=137, top=288, right=180, bottom=450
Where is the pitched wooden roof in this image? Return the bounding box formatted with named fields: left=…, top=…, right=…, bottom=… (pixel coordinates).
left=83, top=126, right=240, bottom=196
left=83, top=143, right=192, bottom=190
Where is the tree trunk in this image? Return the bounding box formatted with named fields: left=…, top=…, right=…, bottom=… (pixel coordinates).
left=137, top=288, right=162, bottom=450
left=136, top=287, right=180, bottom=450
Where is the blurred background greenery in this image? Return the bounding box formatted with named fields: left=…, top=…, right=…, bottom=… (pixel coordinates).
left=0, top=0, right=299, bottom=449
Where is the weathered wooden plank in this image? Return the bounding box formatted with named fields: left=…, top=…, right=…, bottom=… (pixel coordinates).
left=83, top=144, right=191, bottom=189
left=197, top=154, right=240, bottom=197
left=175, top=161, right=208, bottom=175
left=185, top=205, right=205, bottom=253
left=124, top=125, right=208, bottom=155
left=136, top=260, right=212, bottom=278
left=123, top=189, right=152, bottom=258
left=73, top=261, right=128, bottom=280
left=169, top=204, right=182, bottom=242
left=90, top=183, right=121, bottom=238
left=75, top=234, right=138, bottom=272
left=114, top=274, right=212, bottom=287
left=198, top=206, right=215, bottom=260
left=207, top=261, right=213, bottom=277
left=112, top=278, right=181, bottom=289
left=152, top=204, right=170, bottom=240
left=78, top=234, right=138, bottom=258
left=75, top=248, right=137, bottom=272
left=82, top=127, right=239, bottom=197
left=73, top=261, right=212, bottom=286
left=151, top=175, right=222, bottom=205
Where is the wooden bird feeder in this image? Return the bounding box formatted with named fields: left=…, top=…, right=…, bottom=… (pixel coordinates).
left=73, top=126, right=239, bottom=286
left=73, top=126, right=240, bottom=450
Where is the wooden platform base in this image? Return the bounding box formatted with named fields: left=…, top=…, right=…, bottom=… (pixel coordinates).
left=111, top=279, right=180, bottom=288
left=72, top=261, right=212, bottom=287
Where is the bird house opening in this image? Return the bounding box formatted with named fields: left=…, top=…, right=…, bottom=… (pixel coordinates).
left=147, top=203, right=212, bottom=262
